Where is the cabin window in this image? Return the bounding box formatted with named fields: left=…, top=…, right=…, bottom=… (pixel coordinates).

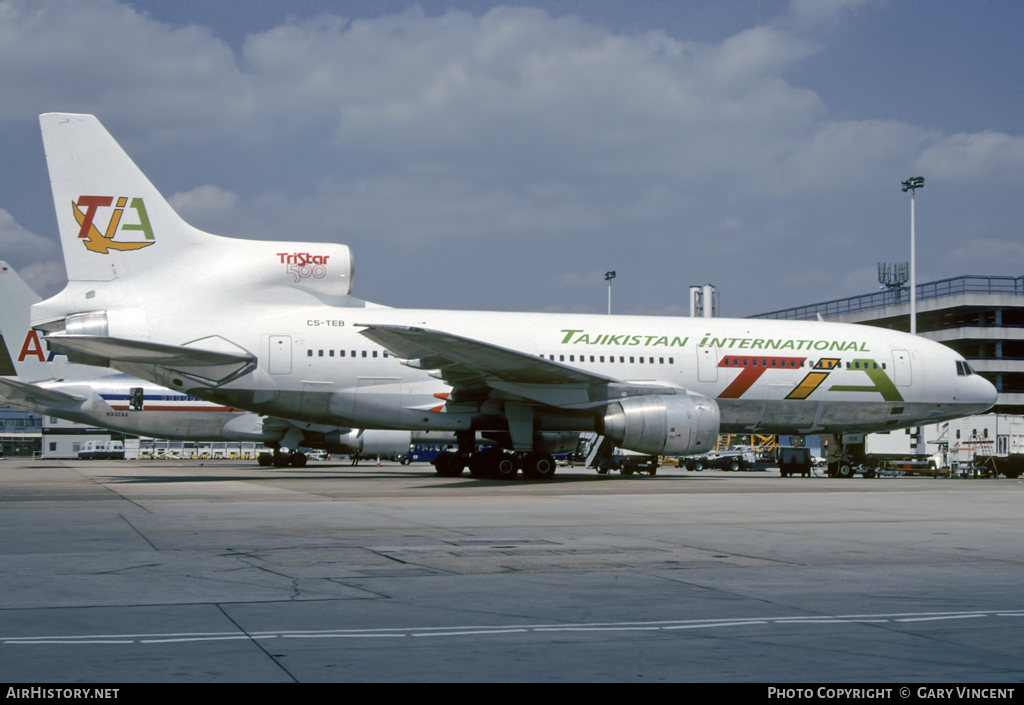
left=362, top=351, right=367, bottom=358
left=329, top=350, right=334, bottom=357
left=307, top=350, right=313, bottom=357
left=318, top=350, right=324, bottom=357
left=340, top=350, right=345, bottom=357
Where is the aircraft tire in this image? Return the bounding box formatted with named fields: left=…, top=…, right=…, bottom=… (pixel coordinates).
left=837, top=463, right=855, bottom=479
left=468, top=450, right=498, bottom=479
left=272, top=452, right=290, bottom=468
left=521, top=453, right=556, bottom=480
left=257, top=453, right=273, bottom=467
left=289, top=453, right=307, bottom=468
left=495, top=455, right=518, bottom=480
left=434, top=452, right=464, bottom=477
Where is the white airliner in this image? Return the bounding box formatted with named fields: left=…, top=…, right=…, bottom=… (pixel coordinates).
left=0, top=261, right=410, bottom=465
left=29, top=113, right=997, bottom=479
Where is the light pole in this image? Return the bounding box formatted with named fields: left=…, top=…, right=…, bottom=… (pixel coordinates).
left=901, top=176, right=924, bottom=335
left=605, top=271, right=616, bottom=315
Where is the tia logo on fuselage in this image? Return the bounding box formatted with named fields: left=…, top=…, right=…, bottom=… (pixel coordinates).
left=72, top=196, right=154, bottom=254
left=277, top=252, right=330, bottom=283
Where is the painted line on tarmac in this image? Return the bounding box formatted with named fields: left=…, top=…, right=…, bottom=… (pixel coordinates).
left=3, top=609, right=1020, bottom=646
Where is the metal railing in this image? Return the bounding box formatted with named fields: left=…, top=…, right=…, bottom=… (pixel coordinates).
left=752, top=275, right=1024, bottom=321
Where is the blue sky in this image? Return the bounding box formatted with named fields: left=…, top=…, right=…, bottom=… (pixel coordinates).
left=1, top=0, right=1021, bottom=316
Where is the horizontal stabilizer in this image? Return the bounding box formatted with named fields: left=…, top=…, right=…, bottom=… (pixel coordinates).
left=43, top=334, right=255, bottom=385
left=0, top=377, right=87, bottom=406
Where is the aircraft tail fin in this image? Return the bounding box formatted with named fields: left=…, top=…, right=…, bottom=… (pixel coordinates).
left=39, top=113, right=207, bottom=284
left=0, top=262, right=51, bottom=381
left=35, top=114, right=356, bottom=316
left=0, top=262, right=105, bottom=382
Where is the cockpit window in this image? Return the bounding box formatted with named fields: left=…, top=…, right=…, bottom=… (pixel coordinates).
left=956, top=361, right=977, bottom=376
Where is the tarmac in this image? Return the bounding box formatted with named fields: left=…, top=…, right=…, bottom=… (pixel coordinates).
left=1, top=458, right=1023, bottom=683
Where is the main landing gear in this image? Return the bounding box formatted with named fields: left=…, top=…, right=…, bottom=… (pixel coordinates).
left=432, top=450, right=557, bottom=481
left=257, top=447, right=307, bottom=467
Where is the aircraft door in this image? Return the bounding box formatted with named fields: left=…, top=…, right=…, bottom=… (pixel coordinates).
left=269, top=336, right=292, bottom=375
left=891, top=349, right=912, bottom=387
left=697, top=347, right=718, bottom=382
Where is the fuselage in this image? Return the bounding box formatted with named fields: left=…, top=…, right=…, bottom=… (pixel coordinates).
left=109, top=303, right=997, bottom=438
left=7, top=373, right=248, bottom=440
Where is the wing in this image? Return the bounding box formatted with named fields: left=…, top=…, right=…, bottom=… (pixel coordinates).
left=0, top=377, right=87, bottom=407
left=356, top=323, right=679, bottom=410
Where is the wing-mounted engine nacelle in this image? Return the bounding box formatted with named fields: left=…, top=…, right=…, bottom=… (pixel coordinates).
left=322, top=429, right=412, bottom=456
left=598, top=393, right=720, bottom=456
left=230, top=241, right=354, bottom=299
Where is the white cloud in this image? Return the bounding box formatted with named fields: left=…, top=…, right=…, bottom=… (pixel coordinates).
left=914, top=132, right=1024, bottom=184
left=0, top=209, right=64, bottom=296
left=18, top=260, right=67, bottom=298
left=2, top=0, right=1011, bottom=196
left=0, top=1, right=1019, bottom=313
left=168, top=185, right=238, bottom=220
left=0, top=208, right=58, bottom=261
left=788, top=0, right=874, bottom=29
left=0, top=0, right=254, bottom=142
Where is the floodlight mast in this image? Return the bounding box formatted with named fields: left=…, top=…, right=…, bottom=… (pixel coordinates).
left=605, top=271, right=616, bottom=315
left=901, top=176, right=924, bottom=334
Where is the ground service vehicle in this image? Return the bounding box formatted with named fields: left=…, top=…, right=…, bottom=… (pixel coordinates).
left=78, top=440, right=124, bottom=460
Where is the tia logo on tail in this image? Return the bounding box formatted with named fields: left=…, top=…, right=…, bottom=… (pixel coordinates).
left=72, top=196, right=155, bottom=254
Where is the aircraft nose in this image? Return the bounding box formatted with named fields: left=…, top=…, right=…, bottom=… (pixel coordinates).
left=971, top=374, right=999, bottom=411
